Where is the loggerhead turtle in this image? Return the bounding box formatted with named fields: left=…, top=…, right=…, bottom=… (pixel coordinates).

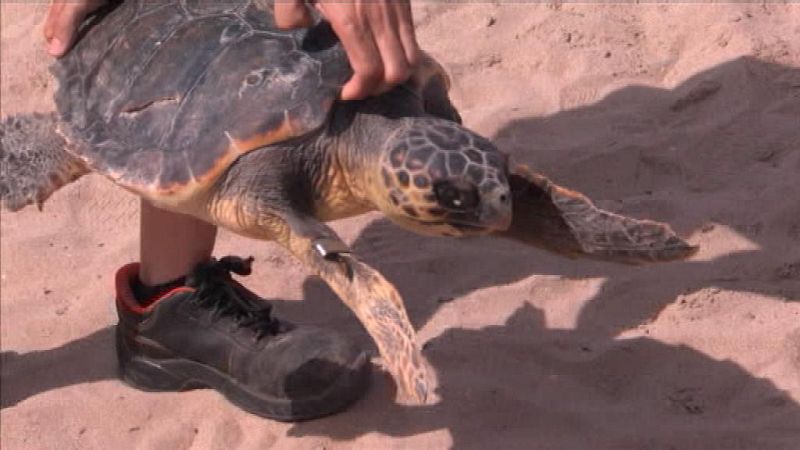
left=0, top=0, right=696, bottom=404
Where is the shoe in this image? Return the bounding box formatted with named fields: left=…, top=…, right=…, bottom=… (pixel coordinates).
left=114, top=256, right=370, bottom=421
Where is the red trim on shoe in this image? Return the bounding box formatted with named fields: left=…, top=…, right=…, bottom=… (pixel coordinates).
left=115, top=263, right=193, bottom=315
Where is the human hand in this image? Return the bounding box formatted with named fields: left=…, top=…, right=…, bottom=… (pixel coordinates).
left=43, top=0, right=105, bottom=57
left=275, top=0, right=420, bottom=100
left=43, top=0, right=421, bottom=100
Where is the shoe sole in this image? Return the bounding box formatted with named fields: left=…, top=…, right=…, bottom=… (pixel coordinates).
left=115, top=326, right=371, bottom=421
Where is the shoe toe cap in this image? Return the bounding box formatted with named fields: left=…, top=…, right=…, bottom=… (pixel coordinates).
left=249, top=326, right=369, bottom=401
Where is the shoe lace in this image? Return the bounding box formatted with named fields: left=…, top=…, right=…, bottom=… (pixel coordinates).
left=186, top=256, right=281, bottom=340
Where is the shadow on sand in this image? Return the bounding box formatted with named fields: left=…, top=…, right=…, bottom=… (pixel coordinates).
left=286, top=56, right=800, bottom=447
left=2, top=57, right=799, bottom=448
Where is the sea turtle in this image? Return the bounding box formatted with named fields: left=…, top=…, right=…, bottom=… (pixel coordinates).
left=0, top=0, right=696, bottom=404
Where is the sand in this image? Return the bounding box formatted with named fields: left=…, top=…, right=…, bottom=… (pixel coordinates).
left=2, top=2, right=799, bottom=449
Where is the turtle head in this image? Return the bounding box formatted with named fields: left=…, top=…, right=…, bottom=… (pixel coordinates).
left=375, top=119, right=512, bottom=237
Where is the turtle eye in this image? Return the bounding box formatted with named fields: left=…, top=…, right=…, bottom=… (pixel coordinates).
left=244, top=68, right=272, bottom=87
left=434, top=181, right=479, bottom=211
left=245, top=73, right=261, bottom=86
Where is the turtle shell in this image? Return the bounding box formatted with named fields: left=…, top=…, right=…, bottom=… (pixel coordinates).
left=52, top=0, right=349, bottom=203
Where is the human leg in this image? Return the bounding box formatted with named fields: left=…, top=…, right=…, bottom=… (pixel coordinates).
left=138, top=199, right=217, bottom=286
left=115, top=201, right=370, bottom=420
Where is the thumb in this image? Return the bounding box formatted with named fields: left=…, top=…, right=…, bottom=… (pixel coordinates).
left=274, top=0, right=314, bottom=29
left=44, top=1, right=103, bottom=57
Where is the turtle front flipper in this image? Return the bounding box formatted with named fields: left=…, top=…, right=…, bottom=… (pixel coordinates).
left=497, top=165, right=697, bottom=264
left=282, top=216, right=430, bottom=404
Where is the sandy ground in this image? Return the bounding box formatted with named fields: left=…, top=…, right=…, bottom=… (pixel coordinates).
left=2, top=2, right=800, bottom=449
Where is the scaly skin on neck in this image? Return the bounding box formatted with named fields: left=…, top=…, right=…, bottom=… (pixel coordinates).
left=206, top=94, right=422, bottom=241
left=326, top=108, right=416, bottom=215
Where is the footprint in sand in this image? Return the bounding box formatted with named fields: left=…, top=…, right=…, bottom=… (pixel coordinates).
left=558, top=81, right=603, bottom=110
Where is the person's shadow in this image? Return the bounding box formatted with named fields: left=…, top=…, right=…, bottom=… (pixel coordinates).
left=2, top=57, right=798, bottom=448
left=1, top=327, right=117, bottom=409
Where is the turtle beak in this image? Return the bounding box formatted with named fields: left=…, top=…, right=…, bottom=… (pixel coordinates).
left=480, top=191, right=513, bottom=232
left=481, top=205, right=512, bottom=232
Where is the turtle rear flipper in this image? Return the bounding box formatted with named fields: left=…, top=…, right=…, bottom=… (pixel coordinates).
left=499, top=165, right=697, bottom=264
left=0, top=113, right=89, bottom=211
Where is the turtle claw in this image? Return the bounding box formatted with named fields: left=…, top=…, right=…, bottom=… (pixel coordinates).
left=414, top=372, right=430, bottom=403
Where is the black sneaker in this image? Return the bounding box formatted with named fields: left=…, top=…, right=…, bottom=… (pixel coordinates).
left=114, top=256, right=370, bottom=421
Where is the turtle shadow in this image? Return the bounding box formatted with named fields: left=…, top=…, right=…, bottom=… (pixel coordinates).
left=280, top=56, right=799, bottom=342
left=284, top=56, right=800, bottom=445
left=0, top=326, right=117, bottom=409
left=288, top=304, right=800, bottom=448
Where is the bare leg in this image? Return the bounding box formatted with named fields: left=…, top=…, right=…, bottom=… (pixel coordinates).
left=138, top=199, right=217, bottom=285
